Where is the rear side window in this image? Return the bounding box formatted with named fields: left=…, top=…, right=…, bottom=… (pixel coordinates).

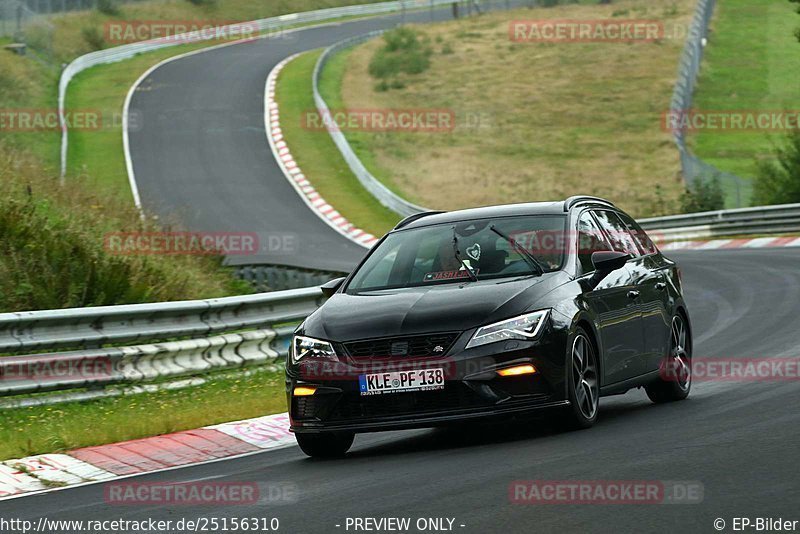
left=592, top=210, right=641, bottom=257
left=616, top=212, right=659, bottom=255
left=577, top=211, right=611, bottom=274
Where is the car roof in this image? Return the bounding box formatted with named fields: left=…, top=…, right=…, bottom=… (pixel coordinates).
left=397, top=197, right=615, bottom=231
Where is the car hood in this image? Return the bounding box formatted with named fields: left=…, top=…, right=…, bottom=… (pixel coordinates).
left=303, top=272, right=570, bottom=342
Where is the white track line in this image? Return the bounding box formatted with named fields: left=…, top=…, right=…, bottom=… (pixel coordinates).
left=121, top=16, right=391, bottom=231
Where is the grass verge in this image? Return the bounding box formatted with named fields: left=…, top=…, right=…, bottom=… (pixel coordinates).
left=689, top=0, right=800, bottom=205
left=66, top=38, right=242, bottom=198
left=276, top=50, right=401, bottom=237
left=0, top=369, right=286, bottom=461
left=327, top=0, right=696, bottom=218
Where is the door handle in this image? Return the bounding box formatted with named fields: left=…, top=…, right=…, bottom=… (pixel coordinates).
left=655, top=282, right=667, bottom=291
left=627, top=290, right=640, bottom=299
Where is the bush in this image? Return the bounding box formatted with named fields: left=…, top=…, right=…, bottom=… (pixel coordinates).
left=0, top=53, right=36, bottom=105
left=22, top=22, right=54, bottom=56
left=0, top=144, right=249, bottom=312
left=96, top=0, right=120, bottom=16
left=681, top=174, right=725, bottom=213
left=81, top=26, right=106, bottom=51
left=368, top=28, right=432, bottom=89
left=186, top=0, right=218, bottom=7
left=752, top=130, right=800, bottom=206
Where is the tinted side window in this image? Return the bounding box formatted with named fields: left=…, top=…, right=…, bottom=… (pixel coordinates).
left=592, top=210, right=641, bottom=257
left=616, top=212, right=658, bottom=255
left=577, top=211, right=611, bottom=274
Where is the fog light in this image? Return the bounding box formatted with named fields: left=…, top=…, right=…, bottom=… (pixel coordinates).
left=497, top=364, right=537, bottom=377
left=293, top=386, right=317, bottom=396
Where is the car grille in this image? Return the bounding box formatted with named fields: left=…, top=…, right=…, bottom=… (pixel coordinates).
left=327, top=384, right=492, bottom=421
left=343, top=333, right=460, bottom=361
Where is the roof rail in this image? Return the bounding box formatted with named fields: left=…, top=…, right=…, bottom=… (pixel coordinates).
left=393, top=211, right=445, bottom=230
left=563, top=196, right=615, bottom=212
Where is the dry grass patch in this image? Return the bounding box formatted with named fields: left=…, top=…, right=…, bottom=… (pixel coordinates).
left=338, top=0, right=694, bottom=217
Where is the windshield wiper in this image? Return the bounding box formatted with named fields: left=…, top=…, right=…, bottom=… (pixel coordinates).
left=452, top=228, right=479, bottom=282
left=489, top=225, right=545, bottom=276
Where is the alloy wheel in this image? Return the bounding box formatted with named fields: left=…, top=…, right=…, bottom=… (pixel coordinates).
left=668, top=315, right=691, bottom=392
left=572, top=333, right=599, bottom=420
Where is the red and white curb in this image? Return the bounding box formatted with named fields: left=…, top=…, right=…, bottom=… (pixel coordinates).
left=658, top=236, right=800, bottom=251
left=0, top=412, right=294, bottom=501
left=264, top=55, right=379, bottom=249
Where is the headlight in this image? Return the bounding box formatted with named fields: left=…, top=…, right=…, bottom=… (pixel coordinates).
left=291, top=335, right=338, bottom=364
left=466, top=310, right=550, bottom=349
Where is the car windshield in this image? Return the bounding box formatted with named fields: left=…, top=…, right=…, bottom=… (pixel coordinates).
left=347, top=216, right=566, bottom=292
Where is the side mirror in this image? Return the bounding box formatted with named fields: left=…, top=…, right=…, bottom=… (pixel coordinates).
left=585, top=251, right=629, bottom=290
left=320, top=277, right=346, bottom=298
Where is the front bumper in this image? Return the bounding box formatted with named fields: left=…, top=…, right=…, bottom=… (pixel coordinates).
left=286, top=333, right=568, bottom=434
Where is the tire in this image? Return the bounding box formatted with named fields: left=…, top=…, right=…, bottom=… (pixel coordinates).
left=558, top=327, right=599, bottom=430
left=646, top=313, right=692, bottom=403
left=295, top=432, right=355, bottom=458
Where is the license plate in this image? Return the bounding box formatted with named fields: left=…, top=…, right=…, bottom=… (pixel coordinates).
left=358, top=369, right=445, bottom=396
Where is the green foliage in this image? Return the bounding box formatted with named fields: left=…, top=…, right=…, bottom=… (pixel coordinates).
left=96, top=0, right=120, bottom=16
left=0, top=145, right=250, bottom=312
left=368, top=27, right=432, bottom=89
left=0, top=58, right=34, bottom=105
left=22, top=22, right=54, bottom=56
left=643, top=184, right=678, bottom=217
left=681, top=174, right=725, bottom=213
left=186, top=0, right=218, bottom=7
left=752, top=130, right=800, bottom=206
left=81, top=26, right=106, bottom=51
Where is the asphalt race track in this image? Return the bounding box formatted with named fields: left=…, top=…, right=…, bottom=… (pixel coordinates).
left=3, top=247, right=799, bottom=533
left=126, top=5, right=507, bottom=272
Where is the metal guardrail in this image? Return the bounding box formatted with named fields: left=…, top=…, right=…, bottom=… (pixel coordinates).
left=313, top=31, right=428, bottom=218
left=640, top=203, right=800, bottom=240
left=0, top=287, right=324, bottom=407
left=57, top=0, right=474, bottom=182
left=0, top=287, right=322, bottom=353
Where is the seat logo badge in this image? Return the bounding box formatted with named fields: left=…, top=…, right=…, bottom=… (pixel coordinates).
left=391, top=342, right=409, bottom=356
left=433, top=345, right=444, bottom=353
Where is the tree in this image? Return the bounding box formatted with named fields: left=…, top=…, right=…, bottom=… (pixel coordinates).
left=752, top=130, right=800, bottom=206
left=681, top=174, right=725, bottom=213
